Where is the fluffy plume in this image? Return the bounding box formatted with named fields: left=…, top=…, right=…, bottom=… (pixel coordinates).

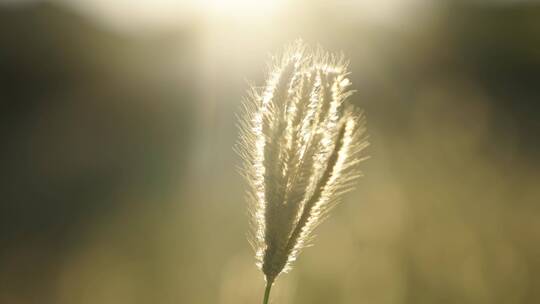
left=236, top=41, right=369, bottom=285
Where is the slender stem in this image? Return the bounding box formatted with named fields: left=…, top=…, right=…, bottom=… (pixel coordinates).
left=262, top=280, right=273, bottom=304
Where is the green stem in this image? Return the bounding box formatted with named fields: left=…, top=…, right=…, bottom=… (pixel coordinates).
left=262, top=280, right=273, bottom=304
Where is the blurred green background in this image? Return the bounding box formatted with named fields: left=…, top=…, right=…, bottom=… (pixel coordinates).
left=1, top=0, right=539, bottom=303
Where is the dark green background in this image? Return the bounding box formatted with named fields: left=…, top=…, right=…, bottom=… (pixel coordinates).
left=1, top=1, right=539, bottom=303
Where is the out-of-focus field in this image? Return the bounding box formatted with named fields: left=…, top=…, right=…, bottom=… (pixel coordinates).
left=1, top=1, right=539, bottom=303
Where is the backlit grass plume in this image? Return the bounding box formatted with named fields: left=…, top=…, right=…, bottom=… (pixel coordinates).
left=236, top=41, right=368, bottom=304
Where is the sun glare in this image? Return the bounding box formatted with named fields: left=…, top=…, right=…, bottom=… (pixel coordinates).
left=200, top=0, right=283, bottom=18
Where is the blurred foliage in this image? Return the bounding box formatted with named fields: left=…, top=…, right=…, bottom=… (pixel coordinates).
left=0, top=1, right=539, bottom=303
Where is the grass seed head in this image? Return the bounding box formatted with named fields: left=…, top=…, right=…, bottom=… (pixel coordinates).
left=237, top=40, right=369, bottom=284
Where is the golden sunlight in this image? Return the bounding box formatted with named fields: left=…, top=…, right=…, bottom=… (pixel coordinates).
left=199, top=0, right=284, bottom=18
